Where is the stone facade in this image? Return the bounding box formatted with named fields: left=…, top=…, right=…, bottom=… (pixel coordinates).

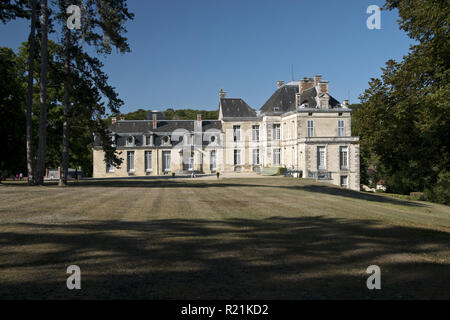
left=93, top=75, right=361, bottom=190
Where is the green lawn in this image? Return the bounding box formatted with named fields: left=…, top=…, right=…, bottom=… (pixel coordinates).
left=0, top=177, right=449, bottom=299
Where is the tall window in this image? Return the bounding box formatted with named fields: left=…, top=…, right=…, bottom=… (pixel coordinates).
left=317, top=147, right=325, bottom=170
left=188, top=152, right=194, bottom=171
left=252, top=149, right=260, bottom=165
left=106, top=163, right=114, bottom=173
left=307, top=120, right=314, bottom=137
left=273, top=148, right=281, bottom=165
left=338, top=120, right=345, bottom=137
left=340, top=146, right=348, bottom=169
left=252, top=125, right=260, bottom=141
left=210, top=150, right=217, bottom=171
left=162, top=151, right=171, bottom=171
left=233, top=125, right=241, bottom=142
left=145, top=151, right=152, bottom=172
left=234, top=149, right=241, bottom=165
left=127, top=151, right=135, bottom=172
left=273, top=124, right=281, bottom=140
left=340, top=175, right=348, bottom=188
left=144, top=135, right=153, bottom=146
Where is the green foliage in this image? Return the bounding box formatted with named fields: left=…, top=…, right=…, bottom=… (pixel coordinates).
left=110, top=108, right=219, bottom=121
left=354, top=0, right=450, bottom=204
left=424, top=170, right=450, bottom=205
left=0, top=47, right=26, bottom=177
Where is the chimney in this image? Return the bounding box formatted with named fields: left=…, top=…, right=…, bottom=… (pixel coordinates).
left=314, top=75, right=322, bottom=86
left=277, top=80, right=285, bottom=88
left=120, top=116, right=125, bottom=121
left=319, top=81, right=329, bottom=95
left=152, top=113, right=157, bottom=129
left=197, top=114, right=202, bottom=126
left=299, top=77, right=314, bottom=94
left=219, top=88, right=226, bottom=99
left=111, top=117, right=117, bottom=124
left=343, top=100, right=349, bottom=108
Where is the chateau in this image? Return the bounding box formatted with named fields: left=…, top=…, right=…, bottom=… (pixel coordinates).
left=93, top=75, right=360, bottom=190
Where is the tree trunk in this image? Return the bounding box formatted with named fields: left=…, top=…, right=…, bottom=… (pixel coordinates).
left=26, top=0, right=37, bottom=186
left=60, top=28, right=70, bottom=187
left=36, top=0, right=48, bottom=185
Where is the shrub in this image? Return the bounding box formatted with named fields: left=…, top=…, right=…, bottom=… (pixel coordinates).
left=424, top=170, right=450, bottom=205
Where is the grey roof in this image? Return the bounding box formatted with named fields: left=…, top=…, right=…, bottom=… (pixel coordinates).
left=94, top=120, right=223, bottom=148
left=260, top=83, right=341, bottom=114
left=220, top=98, right=257, bottom=118
left=111, top=120, right=194, bottom=133
left=260, top=84, right=299, bottom=114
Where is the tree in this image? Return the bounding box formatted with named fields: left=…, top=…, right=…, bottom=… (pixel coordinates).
left=36, top=0, right=49, bottom=185
left=0, top=48, right=26, bottom=179
left=355, top=0, right=450, bottom=203
left=53, top=0, right=134, bottom=185
left=26, top=0, right=37, bottom=185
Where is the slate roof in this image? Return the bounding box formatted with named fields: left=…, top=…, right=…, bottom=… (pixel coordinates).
left=220, top=98, right=257, bottom=119
left=260, top=83, right=341, bottom=114
left=260, top=84, right=299, bottom=114
left=94, top=120, right=223, bottom=148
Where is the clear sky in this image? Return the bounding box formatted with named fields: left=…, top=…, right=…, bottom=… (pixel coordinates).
left=0, top=0, right=414, bottom=114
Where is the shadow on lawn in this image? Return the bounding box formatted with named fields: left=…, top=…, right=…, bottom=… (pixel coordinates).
left=73, top=178, right=426, bottom=207
left=0, top=216, right=448, bottom=299
left=3, top=178, right=426, bottom=207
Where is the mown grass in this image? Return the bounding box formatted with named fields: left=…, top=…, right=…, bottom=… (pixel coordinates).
left=0, top=177, right=448, bottom=299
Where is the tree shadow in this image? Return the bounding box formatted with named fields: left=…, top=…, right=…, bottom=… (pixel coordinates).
left=0, top=216, right=448, bottom=299
left=1, top=178, right=429, bottom=207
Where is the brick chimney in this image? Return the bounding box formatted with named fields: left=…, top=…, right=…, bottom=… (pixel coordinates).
left=299, top=77, right=314, bottom=94
left=152, top=113, right=157, bottom=129
left=197, top=114, right=202, bottom=126
left=318, top=81, right=329, bottom=95
left=111, top=117, right=117, bottom=124
left=277, top=80, right=285, bottom=88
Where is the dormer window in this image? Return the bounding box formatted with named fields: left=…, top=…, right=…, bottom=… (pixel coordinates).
left=210, top=135, right=216, bottom=144
left=126, top=136, right=135, bottom=147
left=144, top=134, right=153, bottom=146
left=163, top=136, right=171, bottom=145
left=274, top=106, right=280, bottom=112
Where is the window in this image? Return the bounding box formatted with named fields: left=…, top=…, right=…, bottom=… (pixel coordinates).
left=307, top=120, right=314, bottom=137
left=252, top=125, right=260, bottom=141
left=317, top=147, right=326, bottom=170
left=273, top=124, right=281, bottom=140
left=145, top=151, right=152, bottom=172
left=162, top=151, right=171, bottom=171
left=233, top=125, right=241, bottom=142
left=127, top=151, right=135, bottom=172
left=340, top=146, right=348, bottom=169
left=106, top=163, right=114, bottom=173
left=234, top=149, right=241, bottom=165
left=338, top=120, right=345, bottom=137
left=273, top=148, right=281, bottom=165
left=144, top=135, right=153, bottom=146
left=210, top=150, right=217, bottom=171
left=188, top=152, right=194, bottom=171
left=162, top=136, right=170, bottom=145
left=126, top=136, right=135, bottom=147
left=340, top=175, right=348, bottom=188
left=252, top=149, right=260, bottom=165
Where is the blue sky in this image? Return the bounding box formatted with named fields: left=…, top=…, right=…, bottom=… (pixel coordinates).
left=0, top=0, right=414, bottom=114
